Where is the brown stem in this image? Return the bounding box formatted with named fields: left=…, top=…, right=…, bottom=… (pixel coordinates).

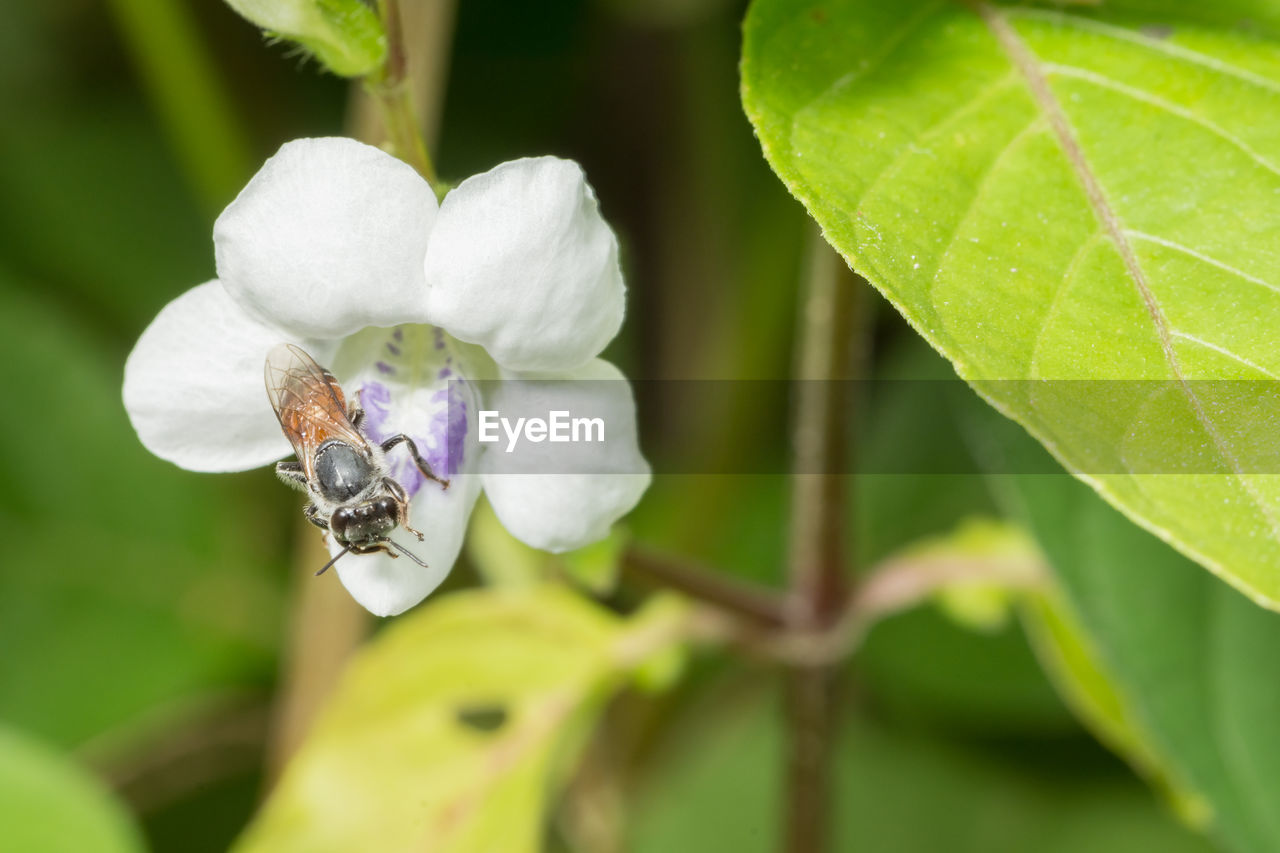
left=783, top=231, right=865, bottom=853
left=621, top=545, right=788, bottom=628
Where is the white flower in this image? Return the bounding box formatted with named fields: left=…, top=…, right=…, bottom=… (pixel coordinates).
left=123, top=137, right=650, bottom=616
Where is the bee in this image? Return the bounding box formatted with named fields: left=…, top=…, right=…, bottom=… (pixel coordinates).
left=265, top=343, right=449, bottom=576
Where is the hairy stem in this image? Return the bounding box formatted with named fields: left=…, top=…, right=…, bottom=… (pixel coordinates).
left=367, top=0, right=442, bottom=184
left=783, top=231, right=864, bottom=853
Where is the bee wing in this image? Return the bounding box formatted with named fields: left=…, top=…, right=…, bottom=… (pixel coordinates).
left=264, top=343, right=369, bottom=479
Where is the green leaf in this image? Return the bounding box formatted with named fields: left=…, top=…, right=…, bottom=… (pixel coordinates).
left=742, top=0, right=1280, bottom=608
left=0, top=725, right=145, bottom=853
left=1021, top=588, right=1210, bottom=827
left=978, top=405, right=1280, bottom=852
left=223, top=0, right=385, bottom=77
left=236, top=587, right=690, bottom=853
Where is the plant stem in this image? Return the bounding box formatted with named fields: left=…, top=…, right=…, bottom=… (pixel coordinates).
left=783, top=230, right=864, bottom=853
left=267, top=525, right=370, bottom=781
left=621, top=545, right=788, bottom=628
left=369, top=0, right=440, bottom=184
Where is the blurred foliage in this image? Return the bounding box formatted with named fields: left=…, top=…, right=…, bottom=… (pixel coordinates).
left=971, top=404, right=1280, bottom=852
left=0, top=724, right=145, bottom=853
left=0, top=0, right=1251, bottom=850
left=1021, top=587, right=1209, bottom=827
left=236, top=587, right=688, bottom=852
left=628, top=676, right=1210, bottom=853
left=466, top=497, right=626, bottom=594
left=0, top=276, right=282, bottom=748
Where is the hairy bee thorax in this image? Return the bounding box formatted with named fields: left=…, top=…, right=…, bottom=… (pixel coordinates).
left=313, top=440, right=380, bottom=502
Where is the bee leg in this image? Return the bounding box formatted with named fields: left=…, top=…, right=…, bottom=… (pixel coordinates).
left=383, top=478, right=425, bottom=541
left=349, top=389, right=366, bottom=431
left=303, top=503, right=328, bottom=531
left=381, top=434, right=450, bottom=490
left=276, top=460, right=309, bottom=492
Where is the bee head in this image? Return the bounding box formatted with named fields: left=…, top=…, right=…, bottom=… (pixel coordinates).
left=330, top=496, right=399, bottom=546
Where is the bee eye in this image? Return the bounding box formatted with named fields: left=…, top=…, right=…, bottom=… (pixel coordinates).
left=330, top=507, right=355, bottom=537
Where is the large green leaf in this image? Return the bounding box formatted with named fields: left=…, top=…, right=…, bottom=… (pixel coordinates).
left=743, top=0, right=1280, bottom=607
left=236, top=587, right=689, bottom=853
left=971, top=402, right=1280, bottom=852
left=0, top=725, right=145, bottom=853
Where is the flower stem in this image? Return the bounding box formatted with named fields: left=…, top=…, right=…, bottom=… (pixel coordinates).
left=782, top=230, right=865, bottom=853
left=369, top=0, right=439, bottom=185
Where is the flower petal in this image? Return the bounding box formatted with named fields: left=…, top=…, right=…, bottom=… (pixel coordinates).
left=423, top=157, right=624, bottom=372
left=123, top=281, right=329, bottom=472
left=331, top=474, right=481, bottom=616
left=480, top=359, right=649, bottom=552
left=214, top=137, right=437, bottom=339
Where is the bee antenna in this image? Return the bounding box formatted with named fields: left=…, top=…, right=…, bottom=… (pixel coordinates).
left=388, top=539, right=430, bottom=568
left=315, top=545, right=352, bottom=576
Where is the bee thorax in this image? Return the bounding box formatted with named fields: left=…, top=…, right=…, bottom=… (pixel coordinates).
left=314, top=440, right=376, bottom=502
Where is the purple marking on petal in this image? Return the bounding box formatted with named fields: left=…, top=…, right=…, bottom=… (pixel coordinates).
left=359, top=380, right=469, bottom=498
left=357, top=381, right=394, bottom=441
left=443, top=382, right=469, bottom=477
left=375, top=361, right=395, bottom=375
left=392, top=327, right=404, bottom=342
left=385, top=341, right=402, bottom=356
left=432, top=327, right=445, bottom=350
left=438, top=367, right=452, bottom=379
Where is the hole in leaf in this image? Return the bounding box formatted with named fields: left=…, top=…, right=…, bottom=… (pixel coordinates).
left=456, top=704, right=508, bottom=733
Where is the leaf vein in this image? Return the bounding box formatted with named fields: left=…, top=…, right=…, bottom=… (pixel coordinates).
left=1043, top=64, right=1280, bottom=179
left=1126, top=230, right=1280, bottom=297
left=973, top=0, right=1280, bottom=543
left=1169, top=331, right=1280, bottom=379
left=1007, top=7, right=1280, bottom=98
left=1029, top=230, right=1105, bottom=379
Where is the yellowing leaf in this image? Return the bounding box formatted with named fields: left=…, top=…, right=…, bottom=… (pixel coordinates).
left=235, top=587, right=690, bottom=853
